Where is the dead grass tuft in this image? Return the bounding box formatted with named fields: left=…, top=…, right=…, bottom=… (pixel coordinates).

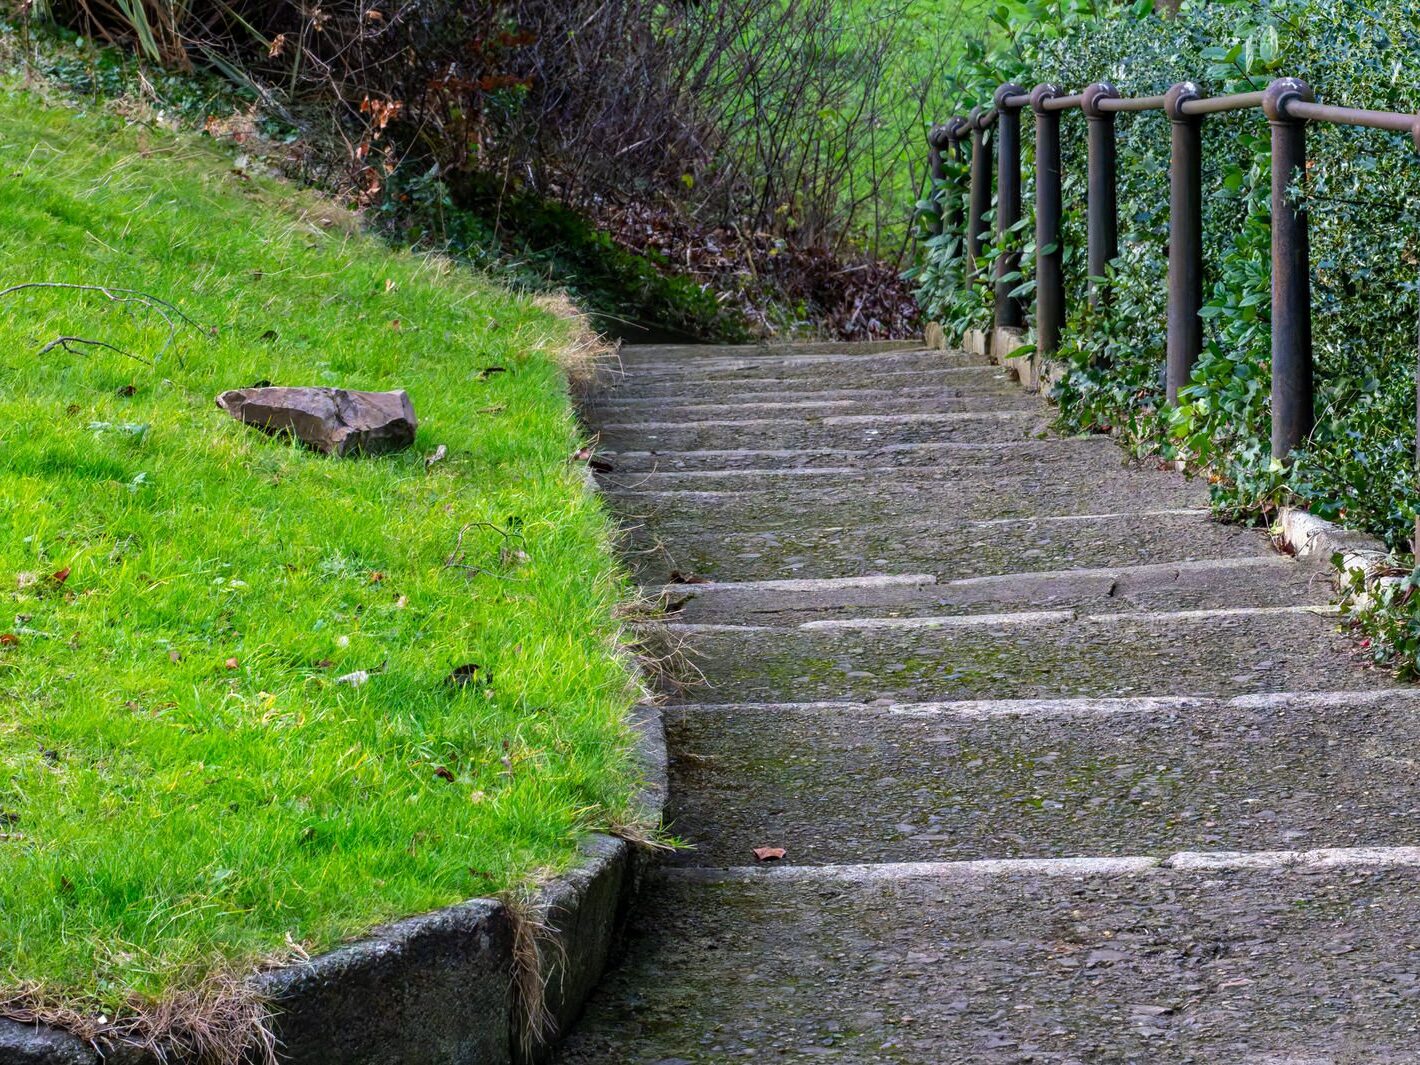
left=503, top=893, right=564, bottom=1055
left=1, top=974, right=277, bottom=1065
left=535, top=292, right=619, bottom=388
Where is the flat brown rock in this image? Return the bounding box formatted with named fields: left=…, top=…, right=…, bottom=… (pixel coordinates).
left=216, top=386, right=417, bottom=456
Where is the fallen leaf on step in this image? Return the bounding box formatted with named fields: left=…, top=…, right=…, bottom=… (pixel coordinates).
left=752, top=846, right=786, bottom=862
left=667, top=570, right=711, bottom=585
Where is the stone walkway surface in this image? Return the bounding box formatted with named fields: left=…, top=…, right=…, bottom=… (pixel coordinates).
left=558, top=342, right=1420, bottom=1064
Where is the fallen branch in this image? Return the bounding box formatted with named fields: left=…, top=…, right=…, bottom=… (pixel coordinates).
left=0, top=282, right=212, bottom=365
left=36, top=335, right=150, bottom=364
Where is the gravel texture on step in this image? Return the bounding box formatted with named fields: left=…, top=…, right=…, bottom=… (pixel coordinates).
left=594, top=435, right=1110, bottom=472
left=593, top=353, right=989, bottom=391
left=664, top=608, right=1390, bottom=704
left=594, top=411, right=1052, bottom=451
left=602, top=462, right=1207, bottom=524
left=556, top=864, right=1420, bottom=1063
left=661, top=556, right=1333, bottom=623
left=584, top=391, right=1043, bottom=420
left=583, top=380, right=1020, bottom=413
left=586, top=364, right=1005, bottom=400
left=664, top=689, right=1420, bottom=865
left=623, top=510, right=1275, bottom=584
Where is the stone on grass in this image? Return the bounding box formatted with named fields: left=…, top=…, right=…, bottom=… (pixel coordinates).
left=216, top=386, right=417, bottom=456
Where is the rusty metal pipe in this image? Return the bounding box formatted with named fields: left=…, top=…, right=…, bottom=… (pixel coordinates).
left=1098, top=94, right=1167, bottom=113
left=1265, top=78, right=1315, bottom=461
left=1033, top=85, right=1065, bottom=358
left=1165, top=83, right=1205, bottom=403
left=967, top=107, right=992, bottom=292
left=1082, top=83, right=1119, bottom=311
left=1179, top=90, right=1266, bottom=116
left=994, top=84, right=1026, bottom=329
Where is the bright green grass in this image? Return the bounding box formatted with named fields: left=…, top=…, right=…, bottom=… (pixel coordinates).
left=0, top=88, right=643, bottom=1014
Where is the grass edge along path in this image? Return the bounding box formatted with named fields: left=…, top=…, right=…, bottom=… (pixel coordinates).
left=0, top=85, right=648, bottom=1059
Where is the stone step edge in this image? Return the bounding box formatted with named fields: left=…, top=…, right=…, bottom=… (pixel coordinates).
left=665, top=845, right=1420, bottom=885
left=659, top=602, right=1339, bottom=634
left=649, top=555, right=1295, bottom=599
left=1, top=706, right=668, bottom=1065
left=668, top=687, right=1420, bottom=718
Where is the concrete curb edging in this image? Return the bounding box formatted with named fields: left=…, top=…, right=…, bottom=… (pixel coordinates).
left=0, top=707, right=667, bottom=1065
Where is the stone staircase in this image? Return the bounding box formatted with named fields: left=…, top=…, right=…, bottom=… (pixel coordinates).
left=557, top=342, right=1420, bottom=1063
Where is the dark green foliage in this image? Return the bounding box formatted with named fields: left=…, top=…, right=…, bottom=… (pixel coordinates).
left=915, top=0, right=1420, bottom=552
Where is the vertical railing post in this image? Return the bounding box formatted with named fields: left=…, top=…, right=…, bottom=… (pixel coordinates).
left=1081, top=83, right=1119, bottom=310
left=1264, top=78, right=1315, bottom=461
left=926, top=126, right=946, bottom=237
left=1165, top=83, right=1205, bottom=405
left=1032, top=84, right=1064, bottom=358
left=967, top=106, right=993, bottom=291
left=993, top=84, right=1026, bottom=330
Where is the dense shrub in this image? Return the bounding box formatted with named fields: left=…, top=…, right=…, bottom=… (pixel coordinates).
left=914, top=0, right=1420, bottom=548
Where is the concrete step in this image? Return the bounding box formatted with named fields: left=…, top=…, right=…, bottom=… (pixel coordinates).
left=622, top=508, right=1276, bottom=584
left=613, top=340, right=932, bottom=365
left=584, top=392, right=1042, bottom=421
left=557, top=856, right=1420, bottom=1063
left=601, top=461, right=1207, bottom=524
left=593, top=352, right=990, bottom=393
left=576, top=372, right=1011, bottom=411
left=665, top=689, right=1420, bottom=866
left=594, top=436, right=1111, bottom=473
left=598, top=444, right=1201, bottom=495
left=661, top=605, right=1389, bottom=704
left=587, top=363, right=1005, bottom=401
left=658, top=556, right=1333, bottom=624
left=594, top=410, right=1052, bottom=451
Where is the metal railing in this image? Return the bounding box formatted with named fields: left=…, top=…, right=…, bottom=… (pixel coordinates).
left=927, top=77, right=1420, bottom=463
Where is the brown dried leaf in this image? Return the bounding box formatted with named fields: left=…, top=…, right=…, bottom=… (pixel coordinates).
left=752, top=846, right=786, bottom=862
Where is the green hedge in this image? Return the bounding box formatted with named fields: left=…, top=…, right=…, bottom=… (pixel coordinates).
left=913, top=0, right=1420, bottom=548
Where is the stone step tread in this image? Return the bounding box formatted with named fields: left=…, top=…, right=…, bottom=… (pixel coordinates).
left=615, top=340, right=933, bottom=361
left=582, top=380, right=1019, bottom=410
left=663, top=606, right=1390, bottom=704
left=597, top=449, right=1205, bottom=497
left=603, top=468, right=1208, bottom=525
left=593, top=356, right=992, bottom=393
left=658, top=556, right=1332, bottom=623
left=584, top=393, right=1042, bottom=419
left=594, top=436, right=1113, bottom=472
left=586, top=364, right=1002, bottom=399
left=664, top=689, right=1420, bottom=867
left=594, top=413, right=1053, bottom=450
left=557, top=860, right=1420, bottom=1063
left=623, top=509, right=1275, bottom=584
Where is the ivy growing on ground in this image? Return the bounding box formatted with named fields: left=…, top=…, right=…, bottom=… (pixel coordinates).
left=912, top=0, right=1420, bottom=669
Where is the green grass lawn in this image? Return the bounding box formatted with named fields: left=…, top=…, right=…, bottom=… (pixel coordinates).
left=0, top=86, right=644, bottom=1031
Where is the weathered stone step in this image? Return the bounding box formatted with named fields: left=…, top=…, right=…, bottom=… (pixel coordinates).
left=595, top=437, right=1110, bottom=473
left=557, top=857, right=1420, bottom=1063
left=614, top=340, right=931, bottom=365
left=594, top=352, right=988, bottom=392
left=585, top=392, right=1041, bottom=420
left=584, top=379, right=1017, bottom=413
left=623, top=508, right=1272, bottom=584
left=665, top=689, right=1420, bottom=867
left=658, top=556, right=1331, bottom=624
left=661, top=606, right=1387, bottom=704
left=586, top=363, right=1005, bottom=401
left=595, top=410, right=1050, bottom=451
left=602, top=461, right=1206, bottom=523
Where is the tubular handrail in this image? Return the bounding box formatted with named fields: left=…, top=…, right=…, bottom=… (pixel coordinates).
left=925, top=76, right=1420, bottom=503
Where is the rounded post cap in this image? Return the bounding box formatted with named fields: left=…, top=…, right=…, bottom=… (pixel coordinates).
left=1262, top=77, right=1314, bottom=122
left=1030, top=83, right=1063, bottom=113
left=928, top=124, right=951, bottom=150
left=994, top=82, right=1027, bottom=111
left=1164, top=81, right=1203, bottom=121
left=968, top=105, right=985, bottom=129
left=1080, top=82, right=1119, bottom=118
